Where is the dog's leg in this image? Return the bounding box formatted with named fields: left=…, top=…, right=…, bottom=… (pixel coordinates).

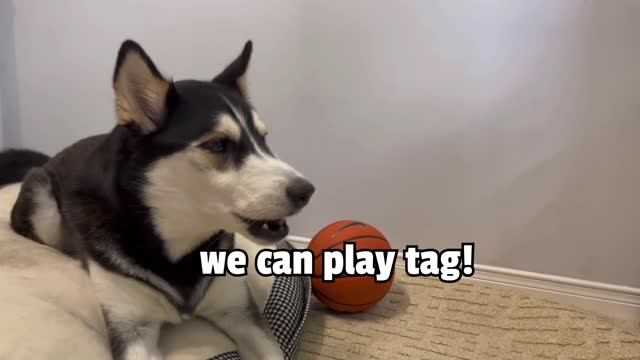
left=88, top=260, right=182, bottom=360
left=9, top=166, right=83, bottom=256
left=11, top=168, right=63, bottom=247
left=196, top=275, right=284, bottom=360
left=105, top=317, right=163, bottom=360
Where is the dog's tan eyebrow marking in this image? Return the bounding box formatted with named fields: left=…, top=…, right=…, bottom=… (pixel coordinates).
left=252, top=110, right=268, bottom=136
left=219, top=94, right=266, bottom=157
left=193, top=113, right=241, bottom=145
left=215, top=113, right=242, bottom=141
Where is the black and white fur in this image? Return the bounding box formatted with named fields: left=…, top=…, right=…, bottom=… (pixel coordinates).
left=2, top=40, right=314, bottom=360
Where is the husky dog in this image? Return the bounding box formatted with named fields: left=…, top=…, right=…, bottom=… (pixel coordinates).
left=1, top=40, right=314, bottom=360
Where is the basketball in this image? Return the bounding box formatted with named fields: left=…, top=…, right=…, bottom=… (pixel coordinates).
left=308, top=220, right=394, bottom=313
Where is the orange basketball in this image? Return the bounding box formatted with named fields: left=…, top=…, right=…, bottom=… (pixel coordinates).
left=308, top=220, right=394, bottom=313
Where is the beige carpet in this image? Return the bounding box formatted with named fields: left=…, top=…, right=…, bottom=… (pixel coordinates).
left=298, top=273, right=640, bottom=360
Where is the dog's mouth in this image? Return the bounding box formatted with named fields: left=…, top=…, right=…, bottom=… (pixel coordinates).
left=237, top=215, right=290, bottom=241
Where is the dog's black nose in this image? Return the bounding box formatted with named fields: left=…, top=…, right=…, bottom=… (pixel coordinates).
left=286, top=178, right=315, bottom=209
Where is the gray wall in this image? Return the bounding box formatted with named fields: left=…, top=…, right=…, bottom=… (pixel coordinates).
left=0, top=88, right=3, bottom=148
left=0, top=0, right=21, bottom=148
left=7, top=0, right=640, bottom=286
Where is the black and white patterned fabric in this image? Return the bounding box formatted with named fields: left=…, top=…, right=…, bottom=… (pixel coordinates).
left=211, top=352, right=240, bottom=360
left=211, top=241, right=311, bottom=360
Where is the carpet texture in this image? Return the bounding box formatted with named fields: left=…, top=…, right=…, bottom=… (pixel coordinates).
left=298, top=273, right=640, bottom=360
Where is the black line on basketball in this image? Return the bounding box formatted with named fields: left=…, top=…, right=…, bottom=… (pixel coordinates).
left=312, top=287, right=388, bottom=307
left=330, top=221, right=367, bottom=239
left=311, top=235, right=390, bottom=260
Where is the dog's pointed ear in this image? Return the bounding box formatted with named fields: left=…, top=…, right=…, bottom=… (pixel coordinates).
left=113, top=40, right=172, bottom=134
left=213, top=40, right=253, bottom=95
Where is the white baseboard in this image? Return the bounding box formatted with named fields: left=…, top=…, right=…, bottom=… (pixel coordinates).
left=287, top=235, right=640, bottom=321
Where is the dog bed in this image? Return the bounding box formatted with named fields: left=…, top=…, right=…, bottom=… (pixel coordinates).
left=0, top=183, right=310, bottom=360
left=206, top=242, right=311, bottom=360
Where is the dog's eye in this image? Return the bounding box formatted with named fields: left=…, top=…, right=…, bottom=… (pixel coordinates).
left=202, top=139, right=229, bottom=154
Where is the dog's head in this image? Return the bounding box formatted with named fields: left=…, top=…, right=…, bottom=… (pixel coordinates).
left=112, top=40, right=314, bottom=260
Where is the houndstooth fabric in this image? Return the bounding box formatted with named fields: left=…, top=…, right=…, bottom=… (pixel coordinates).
left=211, top=241, right=311, bottom=360
left=211, top=352, right=240, bottom=360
